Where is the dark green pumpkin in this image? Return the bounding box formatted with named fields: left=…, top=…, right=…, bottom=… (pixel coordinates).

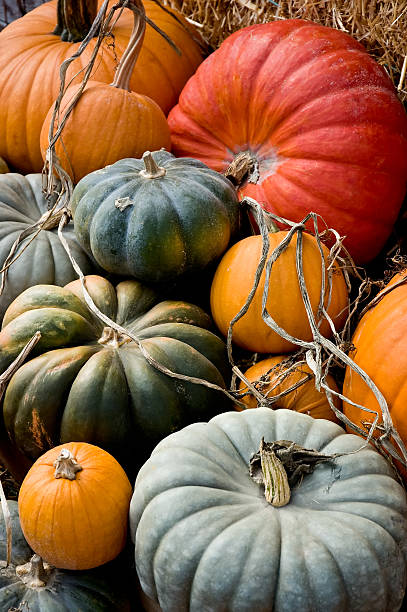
left=0, top=500, right=131, bottom=611
left=0, top=275, right=231, bottom=478
left=0, top=173, right=96, bottom=319
left=70, top=150, right=240, bottom=283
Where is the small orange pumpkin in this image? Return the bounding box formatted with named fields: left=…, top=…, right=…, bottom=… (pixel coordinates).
left=18, top=442, right=132, bottom=570
left=210, top=230, right=349, bottom=354
left=237, top=355, right=341, bottom=423
left=40, top=0, right=170, bottom=183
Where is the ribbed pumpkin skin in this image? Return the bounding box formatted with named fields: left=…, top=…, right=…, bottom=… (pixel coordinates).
left=0, top=502, right=131, bottom=611
left=40, top=83, right=171, bottom=183
left=70, top=151, right=240, bottom=283
left=210, top=231, right=348, bottom=353
left=168, top=21, right=407, bottom=264
left=237, top=356, right=341, bottom=422
left=0, top=0, right=203, bottom=173
left=18, top=442, right=132, bottom=570
left=0, top=173, right=95, bottom=319
left=343, top=273, right=407, bottom=450
left=1, top=275, right=231, bottom=474
left=130, top=408, right=407, bottom=612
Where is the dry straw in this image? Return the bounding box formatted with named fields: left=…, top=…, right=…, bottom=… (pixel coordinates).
left=162, top=0, right=407, bottom=102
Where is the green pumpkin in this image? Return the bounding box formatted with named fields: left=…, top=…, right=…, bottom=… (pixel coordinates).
left=70, top=150, right=240, bottom=283
left=0, top=173, right=95, bottom=319
left=0, top=500, right=131, bottom=611
left=130, top=408, right=407, bottom=612
left=1, top=275, right=231, bottom=477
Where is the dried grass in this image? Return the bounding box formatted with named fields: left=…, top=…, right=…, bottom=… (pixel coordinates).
left=163, top=0, right=407, bottom=102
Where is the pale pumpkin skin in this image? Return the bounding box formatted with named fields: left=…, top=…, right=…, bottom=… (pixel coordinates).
left=131, top=408, right=407, bottom=612
left=18, top=442, right=132, bottom=570
left=210, top=231, right=349, bottom=353
left=237, top=355, right=341, bottom=422
left=0, top=502, right=131, bottom=611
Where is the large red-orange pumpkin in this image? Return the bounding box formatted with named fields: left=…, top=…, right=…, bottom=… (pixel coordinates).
left=210, top=230, right=349, bottom=354
left=0, top=0, right=203, bottom=174
left=18, top=442, right=132, bottom=570
left=168, top=20, right=407, bottom=264
left=343, top=272, right=407, bottom=450
left=237, top=355, right=341, bottom=423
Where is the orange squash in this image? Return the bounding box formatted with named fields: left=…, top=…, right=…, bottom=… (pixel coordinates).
left=237, top=355, right=341, bottom=423
left=0, top=0, right=203, bottom=174
left=210, top=231, right=349, bottom=354
left=343, top=272, right=407, bottom=450
left=40, top=0, right=171, bottom=182
left=18, top=442, right=132, bottom=570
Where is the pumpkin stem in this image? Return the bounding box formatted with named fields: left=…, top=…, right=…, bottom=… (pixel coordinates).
left=225, top=151, right=259, bottom=188
left=53, top=0, right=98, bottom=43
left=140, top=151, right=167, bottom=179
left=250, top=437, right=291, bottom=507
left=53, top=449, right=83, bottom=480
left=16, top=554, right=50, bottom=588
left=250, top=439, right=339, bottom=506
left=111, top=0, right=146, bottom=91
left=98, top=326, right=132, bottom=347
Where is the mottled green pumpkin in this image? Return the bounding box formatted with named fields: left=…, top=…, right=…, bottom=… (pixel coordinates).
left=0, top=173, right=95, bottom=319
left=70, top=150, right=240, bottom=283
left=1, top=275, right=231, bottom=477
left=131, top=408, right=407, bottom=612
left=0, top=500, right=131, bottom=611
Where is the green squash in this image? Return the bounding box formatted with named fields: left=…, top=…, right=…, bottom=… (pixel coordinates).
left=0, top=500, right=131, bottom=611
left=0, top=157, right=8, bottom=173
left=130, top=408, right=407, bottom=612
left=1, top=275, right=231, bottom=478
left=70, top=150, right=240, bottom=283
left=0, top=173, right=95, bottom=319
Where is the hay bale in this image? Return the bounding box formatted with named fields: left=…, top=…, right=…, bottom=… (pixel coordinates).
left=164, top=0, right=407, bottom=103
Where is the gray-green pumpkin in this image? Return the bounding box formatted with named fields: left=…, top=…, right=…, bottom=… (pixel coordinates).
left=70, top=150, right=240, bottom=283
left=130, top=408, right=407, bottom=612
left=0, top=173, right=95, bottom=319
left=0, top=500, right=131, bottom=611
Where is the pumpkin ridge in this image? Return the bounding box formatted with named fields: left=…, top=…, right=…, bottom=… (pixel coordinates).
left=150, top=502, right=266, bottom=608
left=190, top=507, right=275, bottom=608
left=310, top=512, right=392, bottom=607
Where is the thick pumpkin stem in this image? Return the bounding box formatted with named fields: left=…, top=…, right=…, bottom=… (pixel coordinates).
left=251, top=438, right=291, bottom=507
left=16, top=555, right=50, bottom=588
left=250, top=439, right=339, bottom=506
left=53, top=0, right=98, bottom=43
left=225, top=151, right=259, bottom=187
left=53, top=449, right=83, bottom=480
left=111, top=0, right=146, bottom=91
left=140, top=152, right=167, bottom=179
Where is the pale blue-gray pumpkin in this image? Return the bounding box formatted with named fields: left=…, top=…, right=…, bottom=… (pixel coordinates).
left=0, top=500, right=131, bottom=611
left=70, top=150, right=240, bottom=283
left=0, top=173, right=95, bottom=319
left=1, top=274, right=231, bottom=478
left=130, top=408, right=407, bottom=612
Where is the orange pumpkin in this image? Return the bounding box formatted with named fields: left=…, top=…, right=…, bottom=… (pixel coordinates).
left=18, top=442, right=132, bottom=570
left=343, top=272, right=407, bottom=449
left=0, top=0, right=203, bottom=174
left=210, top=231, right=349, bottom=354
left=40, top=0, right=171, bottom=182
left=237, top=355, right=341, bottom=423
